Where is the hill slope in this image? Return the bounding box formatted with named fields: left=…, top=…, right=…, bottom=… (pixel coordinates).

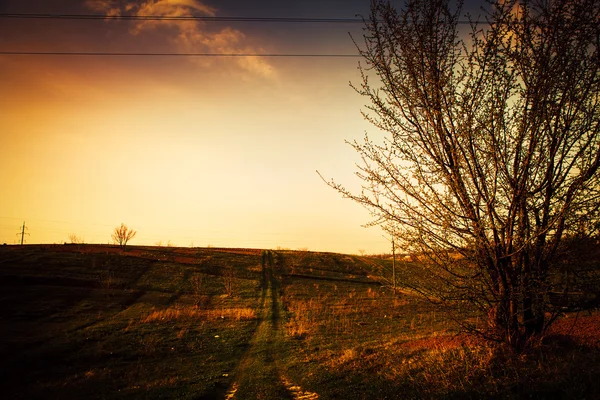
left=1, top=244, right=599, bottom=399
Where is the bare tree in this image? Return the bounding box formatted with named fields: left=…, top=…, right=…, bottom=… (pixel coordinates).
left=221, top=267, right=236, bottom=296
left=111, top=223, right=137, bottom=248
left=191, top=274, right=205, bottom=307
left=322, top=0, right=600, bottom=350
left=68, top=233, right=84, bottom=244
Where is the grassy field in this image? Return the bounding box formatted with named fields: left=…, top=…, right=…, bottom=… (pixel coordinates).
left=1, top=244, right=599, bottom=399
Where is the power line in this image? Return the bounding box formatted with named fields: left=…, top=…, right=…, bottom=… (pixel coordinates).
left=0, top=13, right=479, bottom=24
left=0, top=51, right=360, bottom=58
left=2, top=13, right=365, bottom=23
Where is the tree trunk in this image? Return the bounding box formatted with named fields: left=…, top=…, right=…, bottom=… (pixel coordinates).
left=523, top=286, right=545, bottom=338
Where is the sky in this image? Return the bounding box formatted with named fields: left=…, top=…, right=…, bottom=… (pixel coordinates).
left=0, top=0, right=484, bottom=254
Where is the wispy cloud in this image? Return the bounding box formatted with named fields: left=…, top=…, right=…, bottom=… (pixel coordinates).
left=85, top=0, right=123, bottom=17
left=85, top=0, right=276, bottom=78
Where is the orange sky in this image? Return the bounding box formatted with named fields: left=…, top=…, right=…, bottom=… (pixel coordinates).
left=0, top=0, right=485, bottom=253
left=0, top=0, right=400, bottom=253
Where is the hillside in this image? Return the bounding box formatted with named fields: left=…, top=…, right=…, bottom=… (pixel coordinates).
left=1, top=244, right=599, bottom=399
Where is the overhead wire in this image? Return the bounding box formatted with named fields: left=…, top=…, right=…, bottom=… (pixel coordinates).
left=0, top=13, right=367, bottom=23
left=0, top=12, right=480, bottom=24
left=0, top=13, right=366, bottom=57
left=0, top=12, right=483, bottom=57
left=0, top=51, right=361, bottom=57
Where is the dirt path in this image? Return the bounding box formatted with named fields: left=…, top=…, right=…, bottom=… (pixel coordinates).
left=224, top=252, right=318, bottom=400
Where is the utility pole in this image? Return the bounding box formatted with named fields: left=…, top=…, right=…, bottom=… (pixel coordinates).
left=383, top=232, right=397, bottom=294
left=17, top=221, right=29, bottom=245
left=392, top=234, right=396, bottom=294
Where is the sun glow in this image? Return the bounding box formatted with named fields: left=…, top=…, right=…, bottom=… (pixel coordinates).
left=0, top=1, right=390, bottom=254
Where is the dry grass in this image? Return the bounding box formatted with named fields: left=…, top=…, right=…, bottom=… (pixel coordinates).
left=285, top=299, right=320, bottom=339
left=326, top=325, right=600, bottom=399
left=283, top=291, right=364, bottom=335
left=400, top=342, right=498, bottom=397
left=141, top=305, right=256, bottom=324
left=282, top=285, right=445, bottom=344
left=328, top=348, right=358, bottom=367
left=280, top=269, right=600, bottom=398
left=547, top=311, right=600, bottom=347
left=284, top=293, right=369, bottom=339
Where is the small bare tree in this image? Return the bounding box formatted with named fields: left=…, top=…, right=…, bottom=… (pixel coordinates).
left=191, top=274, right=205, bottom=307
left=323, top=0, right=600, bottom=350
left=111, top=223, right=137, bottom=248
left=68, top=233, right=84, bottom=244
left=221, top=267, right=236, bottom=296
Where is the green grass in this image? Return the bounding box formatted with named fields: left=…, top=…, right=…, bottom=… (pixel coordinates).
left=1, top=245, right=599, bottom=399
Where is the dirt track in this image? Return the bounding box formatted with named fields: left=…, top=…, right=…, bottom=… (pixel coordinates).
left=222, top=252, right=318, bottom=400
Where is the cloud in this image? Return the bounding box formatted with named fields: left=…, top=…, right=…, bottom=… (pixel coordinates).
left=84, top=0, right=122, bottom=17
left=135, top=0, right=216, bottom=18
left=85, top=0, right=276, bottom=79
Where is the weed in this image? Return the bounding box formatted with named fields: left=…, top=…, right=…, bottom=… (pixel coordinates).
left=176, top=328, right=188, bottom=339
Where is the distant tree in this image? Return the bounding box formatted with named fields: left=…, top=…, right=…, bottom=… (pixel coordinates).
left=68, top=233, right=84, bottom=244
left=191, top=274, right=205, bottom=307
left=323, top=0, right=600, bottom=350
left=221, top=267, right=236, bottom=296
left=111, top=223, right=137, bottom=248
